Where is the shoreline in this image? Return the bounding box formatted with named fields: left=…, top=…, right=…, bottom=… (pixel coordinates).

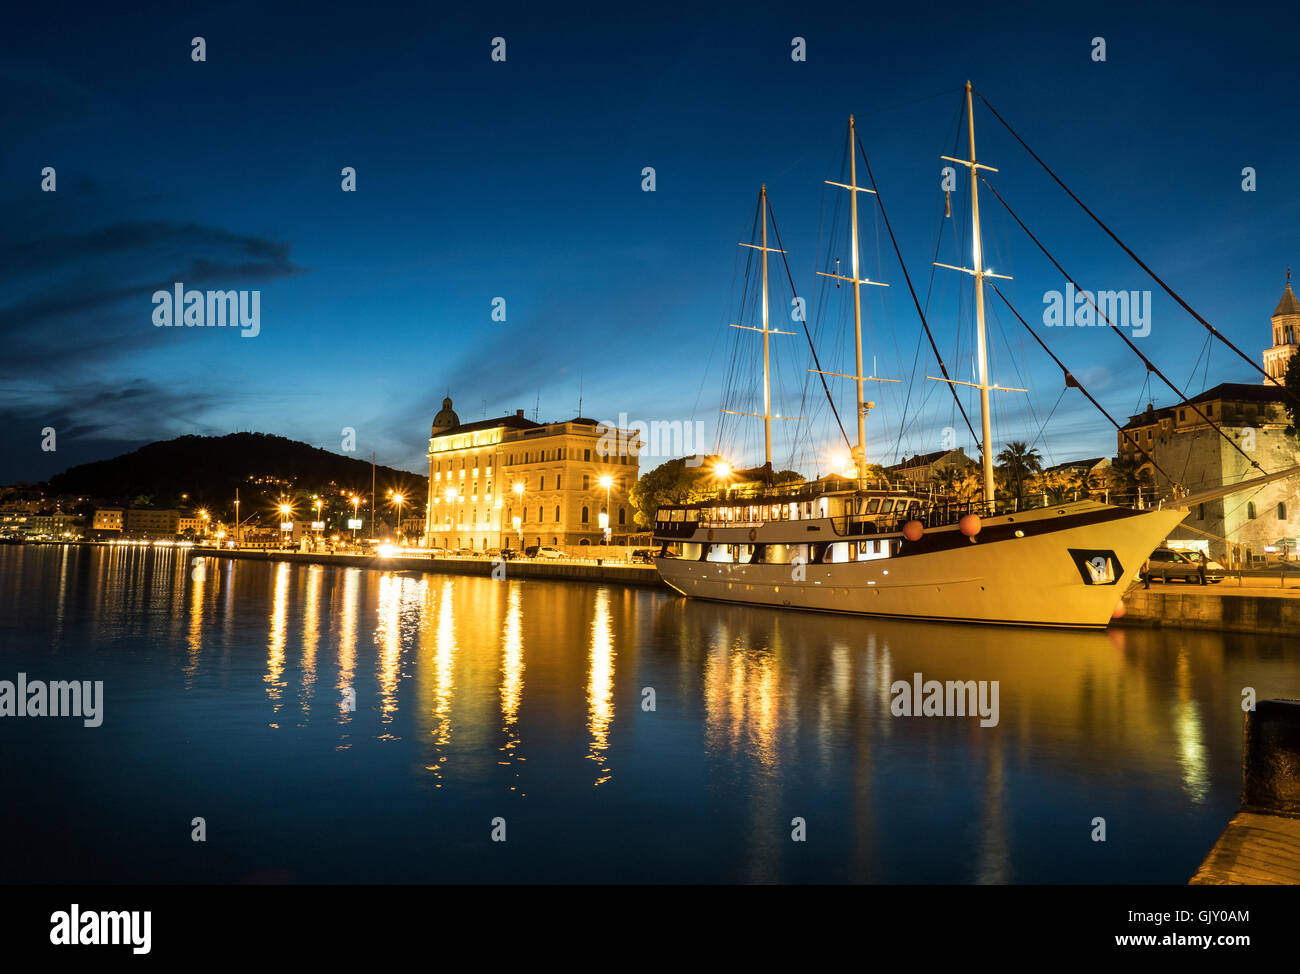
left=10, top=540, right=1300, bottom=632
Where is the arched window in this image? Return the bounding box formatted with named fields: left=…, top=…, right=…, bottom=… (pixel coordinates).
left=1280, top=502, right=1288, bottom=520
left=581, top=506, right=589, bottom=523
left=619, top=507, right=626, bottom=524
left=1248, top=502, right=1257, bottom=520
left=554, top=505, right=560, bottom=522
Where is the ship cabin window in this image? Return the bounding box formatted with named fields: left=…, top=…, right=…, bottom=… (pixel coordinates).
left=879, top=499, right=895, bottom=514
left=1248, top=502, right=1257, bottom=520
left=855, top=539, right=890, bottom=561
left=866, top=498, right=881, bottom=514
left=706, top=544, right=734, bottom=563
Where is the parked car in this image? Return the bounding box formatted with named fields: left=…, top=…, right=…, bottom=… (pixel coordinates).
left=449, top=548, right=479, bottom=558
left=524, top=545, right=565, bottom=559
left=486, top=547, right=518, bottom=561
left=630, top=548, right=656, bottom=564
left=1141, top=548, right=1221, bottom=584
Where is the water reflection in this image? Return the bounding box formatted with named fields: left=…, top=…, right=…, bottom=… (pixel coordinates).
left=586, top=587, right=615, bottom=786
left=500, top=583, right=525, bottom=792
left=265, top=562, right=289, bottom=720
left=6, top=544, right=1300, bottom=883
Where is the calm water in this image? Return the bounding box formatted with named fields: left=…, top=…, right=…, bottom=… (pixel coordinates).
left=2, top=543, right=1297, bottom=884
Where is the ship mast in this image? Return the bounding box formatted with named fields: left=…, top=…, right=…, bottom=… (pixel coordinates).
left=726, top=185, right=798, bottom=481
left=934, top=82, right=1018, bottom=509
left=814, top=116, right=896, bottom=483
left=966, top=84, right=995, bottom=507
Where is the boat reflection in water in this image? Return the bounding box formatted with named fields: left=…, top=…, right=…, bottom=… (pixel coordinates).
left=2, top=544, right=1297, bottom=884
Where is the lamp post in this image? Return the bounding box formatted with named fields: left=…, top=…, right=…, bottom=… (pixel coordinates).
left=392, top=492, right=405, bottom=545
left=512, top=482, right=524, bottom=549
left=198, top=509, right=209, bottom=540
left=279, top=501, right=292, bottom=545
left=598, top=474, right=613, bottom=543
left=350, top=494, right=360, bottom=546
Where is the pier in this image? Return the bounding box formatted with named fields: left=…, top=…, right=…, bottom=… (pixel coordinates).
left=1191, top=699, right=1300, bottom=884
left=1119, top=582, right=1300, bottom=635
left=189, top=543, right=667, bottom=587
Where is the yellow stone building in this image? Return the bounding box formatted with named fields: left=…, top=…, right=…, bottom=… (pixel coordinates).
left=423, top=398, right=642, bottom=551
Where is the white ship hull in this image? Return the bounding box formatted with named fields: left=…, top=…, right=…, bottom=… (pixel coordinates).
left=654, top=501, right=1186, bottom=629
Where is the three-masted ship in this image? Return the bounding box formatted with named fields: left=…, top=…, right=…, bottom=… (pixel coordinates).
left=652, top=82, right=1190, bottom=628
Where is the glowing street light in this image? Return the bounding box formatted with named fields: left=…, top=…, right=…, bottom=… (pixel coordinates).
left=391, top=492, right=405, bottom=543
left=598, top=474, right=613, bottom=542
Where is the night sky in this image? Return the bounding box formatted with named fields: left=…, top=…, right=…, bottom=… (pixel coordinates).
left=2, top=0, right=1295, bottom=484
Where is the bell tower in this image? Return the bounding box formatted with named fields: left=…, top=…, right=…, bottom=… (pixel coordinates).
left=1264, top=269, right=1299, bottom=382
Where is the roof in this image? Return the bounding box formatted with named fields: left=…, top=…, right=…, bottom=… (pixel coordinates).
left=1046, top=457, right=1105, bottom=473
left=1274, top=282, right=1300, bottom=318
left=886, top=448, right=951, bottom=471
left=434, top=414, right=540, bottom=437
left=1121, top=382, right=1287, bottom=429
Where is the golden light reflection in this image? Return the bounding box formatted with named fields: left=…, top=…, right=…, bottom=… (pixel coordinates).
left=299, top=565, right=322, bottom=718
left=334, top=568, right=360, bottom=744
left=1173, top=647, right=1210, bottom=804
left=586, top=587, right=616, bottom=785
left=184, top=560, right=205, bottom=689
left=264, top=562, right=290, bottom=720
left=703, top=626, right=781, bottom=771
left=374, top=573, right=405, bottom=736
left=498, top=583, right=526, bottom=792
left=426, top=579, right=458, bottom=782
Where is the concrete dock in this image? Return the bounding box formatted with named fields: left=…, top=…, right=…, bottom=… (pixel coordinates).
left=1192, top=699, right=1300, bottom=884
left=1119, top=583, right=1300, bottom=635
left=190, top=544, right=667, bottom=587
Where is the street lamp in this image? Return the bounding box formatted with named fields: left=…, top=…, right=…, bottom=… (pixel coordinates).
left=350, top=494, right=360, bottom=544
left=279, top=501, right=293, bottom=544
left=598, top=474, right=613, bottom=543
left=392, top=492, right=405, bottom=544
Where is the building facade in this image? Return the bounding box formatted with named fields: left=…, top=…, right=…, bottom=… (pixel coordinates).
left=1116, top=278, right=1300, bottom=562
left=885, top=447, right=974, bottom=487
left=424, top=398, right=642, bottom=551
left=92, top=508, right=124, bottom=532
left=124, top=509, right=180, bottom=539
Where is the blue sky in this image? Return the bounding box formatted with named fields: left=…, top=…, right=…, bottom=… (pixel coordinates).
left=2, top=0, right=1295, bottom=483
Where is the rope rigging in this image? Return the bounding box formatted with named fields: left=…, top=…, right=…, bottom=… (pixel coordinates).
left=978, top=174, right=1264, bottom=477
left=975, top=88, right=1300, bottom=412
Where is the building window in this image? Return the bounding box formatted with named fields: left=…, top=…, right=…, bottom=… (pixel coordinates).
left=581, top=506, right=589, bottom=523
left=1248, top=502, right=1257, bottom=520
left=554, top=505, right=560, bottom=522
left=540, top=476, right=545, bottom=491
left=584, top=449, right=591, bottom=461
left=619, top=507, right=626, bottom=525
left=583, top=475, right=590, bottom=490
left=1280, top=503, right=1288, bottom=520
left=1197, top=504, right=1205, bottom=521
left=556, top=475, right=562, bottom=490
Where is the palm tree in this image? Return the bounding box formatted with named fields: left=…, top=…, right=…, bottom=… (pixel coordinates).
left=995, top=441, right=1043, bottom=507
left=930, top=465, right=963, bottom=498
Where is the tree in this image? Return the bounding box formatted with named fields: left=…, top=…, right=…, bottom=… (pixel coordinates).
left=629, top=457, right=717, bottom=529
left=1284, top=352, right=1300, bottom=438
left=994, top=441, right=1043, bottom=506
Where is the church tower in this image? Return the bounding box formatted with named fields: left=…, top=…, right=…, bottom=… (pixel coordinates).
left=1264, top=270, right=1299, bottom=382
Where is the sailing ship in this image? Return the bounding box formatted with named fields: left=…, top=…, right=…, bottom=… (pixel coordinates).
left=651, top=82, right=1297, bottom=628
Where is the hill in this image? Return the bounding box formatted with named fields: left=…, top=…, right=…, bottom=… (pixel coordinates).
left=46, top=433, right=426, bottom=511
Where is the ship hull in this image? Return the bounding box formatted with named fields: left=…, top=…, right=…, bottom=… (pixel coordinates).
left=654, top=502, right=1186, bottom=628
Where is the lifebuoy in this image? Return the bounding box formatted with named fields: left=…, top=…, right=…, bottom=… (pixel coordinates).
left=748, top=528, right=758, bottom=542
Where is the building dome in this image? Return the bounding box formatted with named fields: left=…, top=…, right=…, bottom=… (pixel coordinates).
left=432, top=397, right=460, bottom=434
